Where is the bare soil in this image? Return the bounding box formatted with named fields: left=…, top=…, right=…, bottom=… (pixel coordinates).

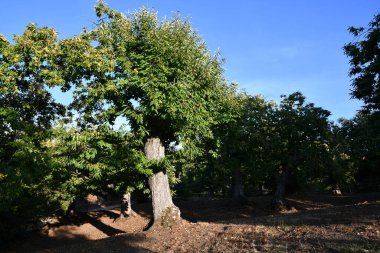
left=4, top=193, right=380, bottom=253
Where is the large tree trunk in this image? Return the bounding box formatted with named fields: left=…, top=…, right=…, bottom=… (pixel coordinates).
left=233, top=167, right=246, bottom=202
left=145, top=137, right=180, bottom=227
left=271, top=164, right=290, bottom=210
left=120, top=192, right=137, bottom=218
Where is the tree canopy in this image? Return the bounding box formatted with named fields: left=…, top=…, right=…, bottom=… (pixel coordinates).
left=64, top=2, right=233, bottom=151
left=0, top=24, right=66, bottom=238
left=344, top=13, right=380, bottom=112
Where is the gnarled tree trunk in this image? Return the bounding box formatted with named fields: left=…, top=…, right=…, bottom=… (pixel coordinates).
left=145, top=137, right=180, bottom=227
left=271, top=164, right=290, bottom=210
left=120, top=192, right=137, bottom=218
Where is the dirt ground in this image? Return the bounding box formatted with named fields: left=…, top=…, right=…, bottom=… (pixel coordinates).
left=4, top=193, right=380, bottom=253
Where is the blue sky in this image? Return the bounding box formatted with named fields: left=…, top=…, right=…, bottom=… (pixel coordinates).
left=1, top=1, right=379, bottom=120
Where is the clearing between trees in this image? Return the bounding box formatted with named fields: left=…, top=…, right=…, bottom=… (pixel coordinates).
left=5, top=193, right=380, bottom=253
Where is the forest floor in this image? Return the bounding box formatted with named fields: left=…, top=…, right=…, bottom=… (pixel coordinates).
left=4, top=193, right=380, bottom=253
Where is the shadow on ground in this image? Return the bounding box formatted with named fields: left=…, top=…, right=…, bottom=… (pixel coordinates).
left=176, top=192, right=380, bottom=226
left=39, top=234, right=153, bottom=253
left=4, top=192, right=380, bottom=253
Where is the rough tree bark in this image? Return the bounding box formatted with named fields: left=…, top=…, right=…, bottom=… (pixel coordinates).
left=145, top=137, right=181, bottom=227
left=271, top=164, right=290, bottom=210
left=120, top=192, right=137, bottom=218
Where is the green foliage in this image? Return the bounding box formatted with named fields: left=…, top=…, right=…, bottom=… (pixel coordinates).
left=333, top=113, right=380, bottom=190
left=52, top=2, right=237, bottom=204
left=206, top=92, right=274, bottom=195
left=0, top=24, right=65, bottom=127
left=48, top=123, right=149, bottom=211
left=63, top=3, right=233, bottom=152
left=344, top=13, right=380, bottom=112
left=0, top=25, right=65, bottom=239
left=179, top=91, right=334, bottom=196
left=266, top=92, right=332, bottom=191
left=0, top=125, right=55, bottom=238
left=329, top=119, right=357, bottom=188
left=344, top=13, right=380, bottom=189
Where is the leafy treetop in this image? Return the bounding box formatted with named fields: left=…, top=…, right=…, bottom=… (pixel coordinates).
left=344, top=13, right=380, bottom=112
left=63, top=2, right=233, bottom=153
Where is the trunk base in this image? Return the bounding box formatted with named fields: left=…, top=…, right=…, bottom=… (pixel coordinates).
left=120, top=192, right=137, bottom=218
left=149, top=171, right=181, bottom=227
left=233, top=167, right=245, bottom=202
left=156, top=205, right=181, bottom=228
left=145, top=138, right=181, bottom=228
left=271, top=198, right=289, bottom=211
left=271, top=164, right=290, bottom=211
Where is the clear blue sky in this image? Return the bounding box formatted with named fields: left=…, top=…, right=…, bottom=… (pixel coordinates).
left=1, top=1, right=379, bottom=120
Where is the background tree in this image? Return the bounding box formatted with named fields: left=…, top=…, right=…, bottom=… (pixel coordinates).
left=329, top=119, right=357, bottom=192
left=0, top=24, right=65, bottom=238
left=333, top=114, right=380, bottom=190
left=344, top=12, right=380, bottom=190
left=344, top=13, right=380, bottom=112
left=211, top=93, right=273, bottom=200
left=267, top=92, right=331, bottom=209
